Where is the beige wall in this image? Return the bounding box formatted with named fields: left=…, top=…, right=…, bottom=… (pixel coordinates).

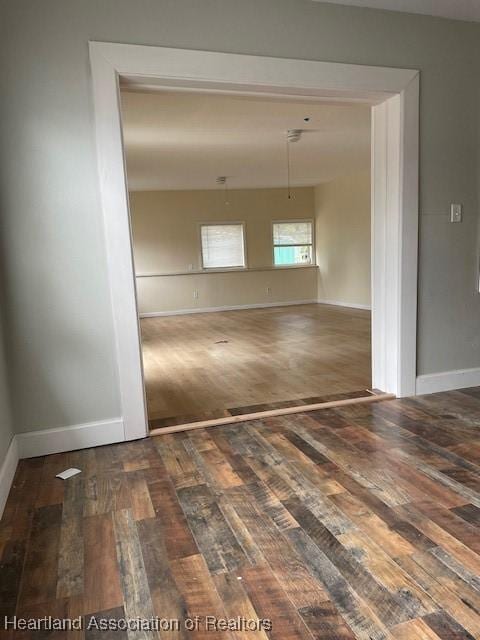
left=315, top=172, right=371, bottom=308
left=130, top=187, right=318, bottom=313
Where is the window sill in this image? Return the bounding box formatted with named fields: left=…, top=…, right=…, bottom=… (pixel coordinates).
left=136, top=265, right=318, bottom=277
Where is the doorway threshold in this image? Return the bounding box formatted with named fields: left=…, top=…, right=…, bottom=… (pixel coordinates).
left=149, top=389, right=395, bottom=436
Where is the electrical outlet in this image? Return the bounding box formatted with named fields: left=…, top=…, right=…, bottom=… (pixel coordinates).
left=266, top=286, right=272, bottom=295
left=193, top=290, right=199, bottom=299
left=450, top=203, right=462, bottom=223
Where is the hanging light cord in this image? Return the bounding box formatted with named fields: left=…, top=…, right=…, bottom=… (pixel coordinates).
left=286, top=138, right=292, bottom=200
left=224, top=179, right=229, bottom=205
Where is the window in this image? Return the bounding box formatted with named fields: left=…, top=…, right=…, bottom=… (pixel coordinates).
left=200, top=223, right=246, bottom=269
left=273, top=221, right=313, bottom=266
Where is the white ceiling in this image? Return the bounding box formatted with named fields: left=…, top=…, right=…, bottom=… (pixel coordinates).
left=121, top=90, right=371, bottom=191
left=313, top=0, right=480, bottom=23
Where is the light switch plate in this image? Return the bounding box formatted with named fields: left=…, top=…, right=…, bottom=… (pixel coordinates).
left=450, top=203, right=462, bottom=223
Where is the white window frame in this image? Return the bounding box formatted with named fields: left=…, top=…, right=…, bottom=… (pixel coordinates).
left=199, top=222, right=247, bottom=271
left=272, top=219, right=315, bottom=268
left=89, top=42, right=419, bottom=443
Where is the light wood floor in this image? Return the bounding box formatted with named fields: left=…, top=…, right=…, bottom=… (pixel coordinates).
left=141, top=304, right=371, bottom=429
left=1, top=389, right=479, bottom=639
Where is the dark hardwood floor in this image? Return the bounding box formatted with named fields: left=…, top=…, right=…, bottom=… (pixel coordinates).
left=1, top=388, right=480, bottom=639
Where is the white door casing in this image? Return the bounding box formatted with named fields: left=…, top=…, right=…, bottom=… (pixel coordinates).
left=89, top=42, right=419, bottom=441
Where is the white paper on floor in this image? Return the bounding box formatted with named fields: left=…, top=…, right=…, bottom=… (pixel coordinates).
left=56, top=468, right=82, bottom=480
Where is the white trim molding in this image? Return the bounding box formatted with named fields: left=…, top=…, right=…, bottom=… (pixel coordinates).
left=140, top=300, right=318, bottom=318
left=89, top=42, right=420, bottom=440
left=416, top=367, right=480, bottom=396
left=371, top=74, right=419, bottom=397
left=317, top=299, right=371, bottom=311
left=15, top=418, right=125, bottom=460
left=0, top=437, right=19, bottom=519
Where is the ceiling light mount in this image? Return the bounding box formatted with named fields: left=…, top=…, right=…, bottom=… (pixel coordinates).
left=287, top=129, right=302, bottom=143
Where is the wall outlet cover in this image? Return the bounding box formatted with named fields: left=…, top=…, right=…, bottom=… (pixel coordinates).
left=450, top=203, right=462, bottom=223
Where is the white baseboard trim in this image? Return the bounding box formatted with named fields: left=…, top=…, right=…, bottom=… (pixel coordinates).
left=140, top=299, right=318, bottom=317
left=317, top=299, right=371, bottom=311
left=0, top=436, right=19, bottom=519
left=416, top=367, right=480, bottom=396
left=16, top=417, right=125, bottom=459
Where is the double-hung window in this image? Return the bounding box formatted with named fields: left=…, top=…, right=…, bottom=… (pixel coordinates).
left=273, top=220, right=314, bottom=266
left=200, top=223, right=246, bottom=269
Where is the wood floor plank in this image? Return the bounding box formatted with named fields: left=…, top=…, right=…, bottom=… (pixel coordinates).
left=83, top=470, right=131, bottom=516
left=208, top=429, right=261, bottom=485
left=393, top=503, right=480, bottom=576
left=245, top=480, right=299, bottom=532
left=17, top=504, right=62, bottom=607
left=182, top=437, right=243, bottom=493
left=213, top=572, right=270, bottom=640
left=282, top=430, right=332, bottom=466
left=238, top=424, right=354, bottom=535
left=289, top=420, right=416, bottom=508
left=154, top=435, right=203, bottom=489
left=411, top=549, right=480, bottom=615
left=450, top=504, right=480, bottom=527
left=195, top=444, right=244, bottom=489
left=395, top=555, right=480, bottom=638
left=215, top=494, right=265, bottom=565
left=112, top=508, right=158, bottom=639
left=286, top=527, right=395, bottom=640
left=390, top=449, right=480, bottom=509
left=4, top=458, right=43, bottom=541
left=283, top=498, right=421, bottom=626
left=391, top=618, right=442, bottom=640
left=260, top=431, right=344, bottom=495
left=337, top=529, right=437, bottom=616
left=136, top=517, right=189, bottom=640
left=147, top=478, right=199, bottom=561
left=239, top=563, right=314, bottom=640
left=412, top=500, right=480, bottom=554
left=330, top=491, right=416, bottom=558
left=331, top=468, right=437, bottom=553
left=56, top=474, right=84, bottom=598
left=127, top=470, right=155, bottom=521
left=422, top=611, right=476, bottom=640
left=83, top=513, right=123, bottom=615
left=429, top=546, right=480, bottom=593
left=226, top=484, right=329, bottom=608
left=0, top=539, right=26, bottom=618
left=298, top=602, right=356, bottom=640
left=176, top=483, right=247, bottom=575
left=118, top=439, right=163, bottom=472
left=170, top=554, right=230, bottom=640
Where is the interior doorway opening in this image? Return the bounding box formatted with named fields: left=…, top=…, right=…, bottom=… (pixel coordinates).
left=120, top=89, right=376, bottom=432
left=89, top=43, right=419, bottom=442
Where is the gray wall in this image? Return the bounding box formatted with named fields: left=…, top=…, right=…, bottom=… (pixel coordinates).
left=0, top=0, right=479, bottom=434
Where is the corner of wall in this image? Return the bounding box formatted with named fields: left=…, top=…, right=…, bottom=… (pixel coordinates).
left=0, top=435, right=18, bottom=519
